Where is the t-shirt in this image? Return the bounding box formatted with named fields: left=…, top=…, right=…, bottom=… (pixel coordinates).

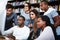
left=3, top=25, right=30, bottom=40
left=44, top=7, right=60, bottom=35
left=44, top=7, right=58, bottom=24
left=35, top=26, right=55, bottom=40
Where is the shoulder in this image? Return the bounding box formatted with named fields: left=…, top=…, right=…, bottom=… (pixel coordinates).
left=44, top=26, right=52, bottom=30
left=12, top=26, right=18, bottom=29
left=24, top=25, right=30, bottom=30
left=44, top=26, right=52, bottom=32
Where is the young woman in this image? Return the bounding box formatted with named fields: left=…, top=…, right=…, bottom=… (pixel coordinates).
left=29, top=9, right=39, bottom=30
left=20, top=2, right=31, bottom=26
left=28, top=9, right=40, bottom=40
left=35, top=15, right=55, bottom=40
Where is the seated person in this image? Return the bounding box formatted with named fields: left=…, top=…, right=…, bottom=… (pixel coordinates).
left=5, top=4, right=17, bottom=30
left=2, top=15, right=30, bottom=40
left=35, top=16, right=55, bottom=40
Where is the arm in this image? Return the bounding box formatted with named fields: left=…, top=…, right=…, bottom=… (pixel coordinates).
left=53, top=16, right=59, bottom=28
left=51, top=10, right=59, bottom=28
left=13, top=13, right=18, bottom=25
left=2, top=27, right=14, bottom=36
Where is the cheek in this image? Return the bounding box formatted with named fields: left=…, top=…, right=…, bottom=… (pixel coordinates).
left=31, top=15, right=36, bottom=19
left=37, top=22, right=43, bottom=28
left=7, top=11, right=12, bottom=14
left=37, top=22, right=42, bottom=28
left=24, top=7, right=29, bottom=11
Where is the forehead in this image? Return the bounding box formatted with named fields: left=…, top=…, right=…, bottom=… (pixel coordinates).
left=38, top=18, right=42, bottom=20
left=7, top=8, right=12, bottom=10
left=18, top=17, right=23, bottom=20
left=40, top=2, right=46, bottom=5
left=24, top=3, right=28, bottom=6
left=30, top=12, right=34, bottom=14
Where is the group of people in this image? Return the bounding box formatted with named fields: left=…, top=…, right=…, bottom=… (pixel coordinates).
left=0, top=0, right=60, bottom=40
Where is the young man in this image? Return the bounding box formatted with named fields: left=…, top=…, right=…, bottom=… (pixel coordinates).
left=40, top=1, right=60, bottom=40
left=3, top=15, right=30, bottom=40
left=5, top=4, right=17, bottom=30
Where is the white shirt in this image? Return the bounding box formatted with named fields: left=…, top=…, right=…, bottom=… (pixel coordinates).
left=3, top=26, right=30, bottom=40
left=44, top=7, right=60, bottom=35
left=44, top=7, right=58, bottom=24
left=35, top=26, right=55, bottom=40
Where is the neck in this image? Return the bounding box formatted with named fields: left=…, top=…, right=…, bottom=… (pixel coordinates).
left=45, top=7, right=48, bottom=12
left=25, top=10, right=30, bottom=14
left=42, top=25, right=46, bottom=31
left=19, top=24, right=24, bottom=28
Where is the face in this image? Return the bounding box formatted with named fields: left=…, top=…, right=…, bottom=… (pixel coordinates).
left=6, top=8, right=13, bottom=16
left=24, top=3, right=29, bottom=12
left=40, top=2, right=47, bottom=10
left=37, top=18, right=45, bottom=28
left=17, top=17, right=24, bottom=26
left=30, top=12, right=36, bottom=20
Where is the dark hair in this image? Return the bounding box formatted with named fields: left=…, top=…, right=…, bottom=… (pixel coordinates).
left=39, top=15, right=51, bottom=26
left=19, top=15, right=25, bottom=21
left=24, top=2, right=31, bottom=9
left=40, top=0, right=48, bottom=5
left=30, top=9, right=39, bottom=18
left=6, top=4, right=13, bottom=9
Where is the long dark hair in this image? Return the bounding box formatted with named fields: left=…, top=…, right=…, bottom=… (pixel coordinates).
left=40, top=15, right=52, bottom=26
left=30, top=9, right=40, bottom=33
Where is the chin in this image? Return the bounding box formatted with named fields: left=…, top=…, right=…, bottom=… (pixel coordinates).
left=37, top=26, right=41, bottom=28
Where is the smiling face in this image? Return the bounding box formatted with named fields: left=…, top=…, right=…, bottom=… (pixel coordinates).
left=37, top=17, right=45, bottom=28
left=30, top=12, right=36, bottom=20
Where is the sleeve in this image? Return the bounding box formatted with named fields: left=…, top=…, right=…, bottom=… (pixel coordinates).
left=13, top=13, right=18, bottom=25
left=51, top=10, right=58, bottom=18
left=2, top=27, right=14, bottom=36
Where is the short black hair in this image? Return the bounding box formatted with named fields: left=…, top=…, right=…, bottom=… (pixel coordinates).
left=40, top=0, right=48, bottom=5
left=19, top=15, right=25, bottom=21
left=6, top=4, right=13, bottom=9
